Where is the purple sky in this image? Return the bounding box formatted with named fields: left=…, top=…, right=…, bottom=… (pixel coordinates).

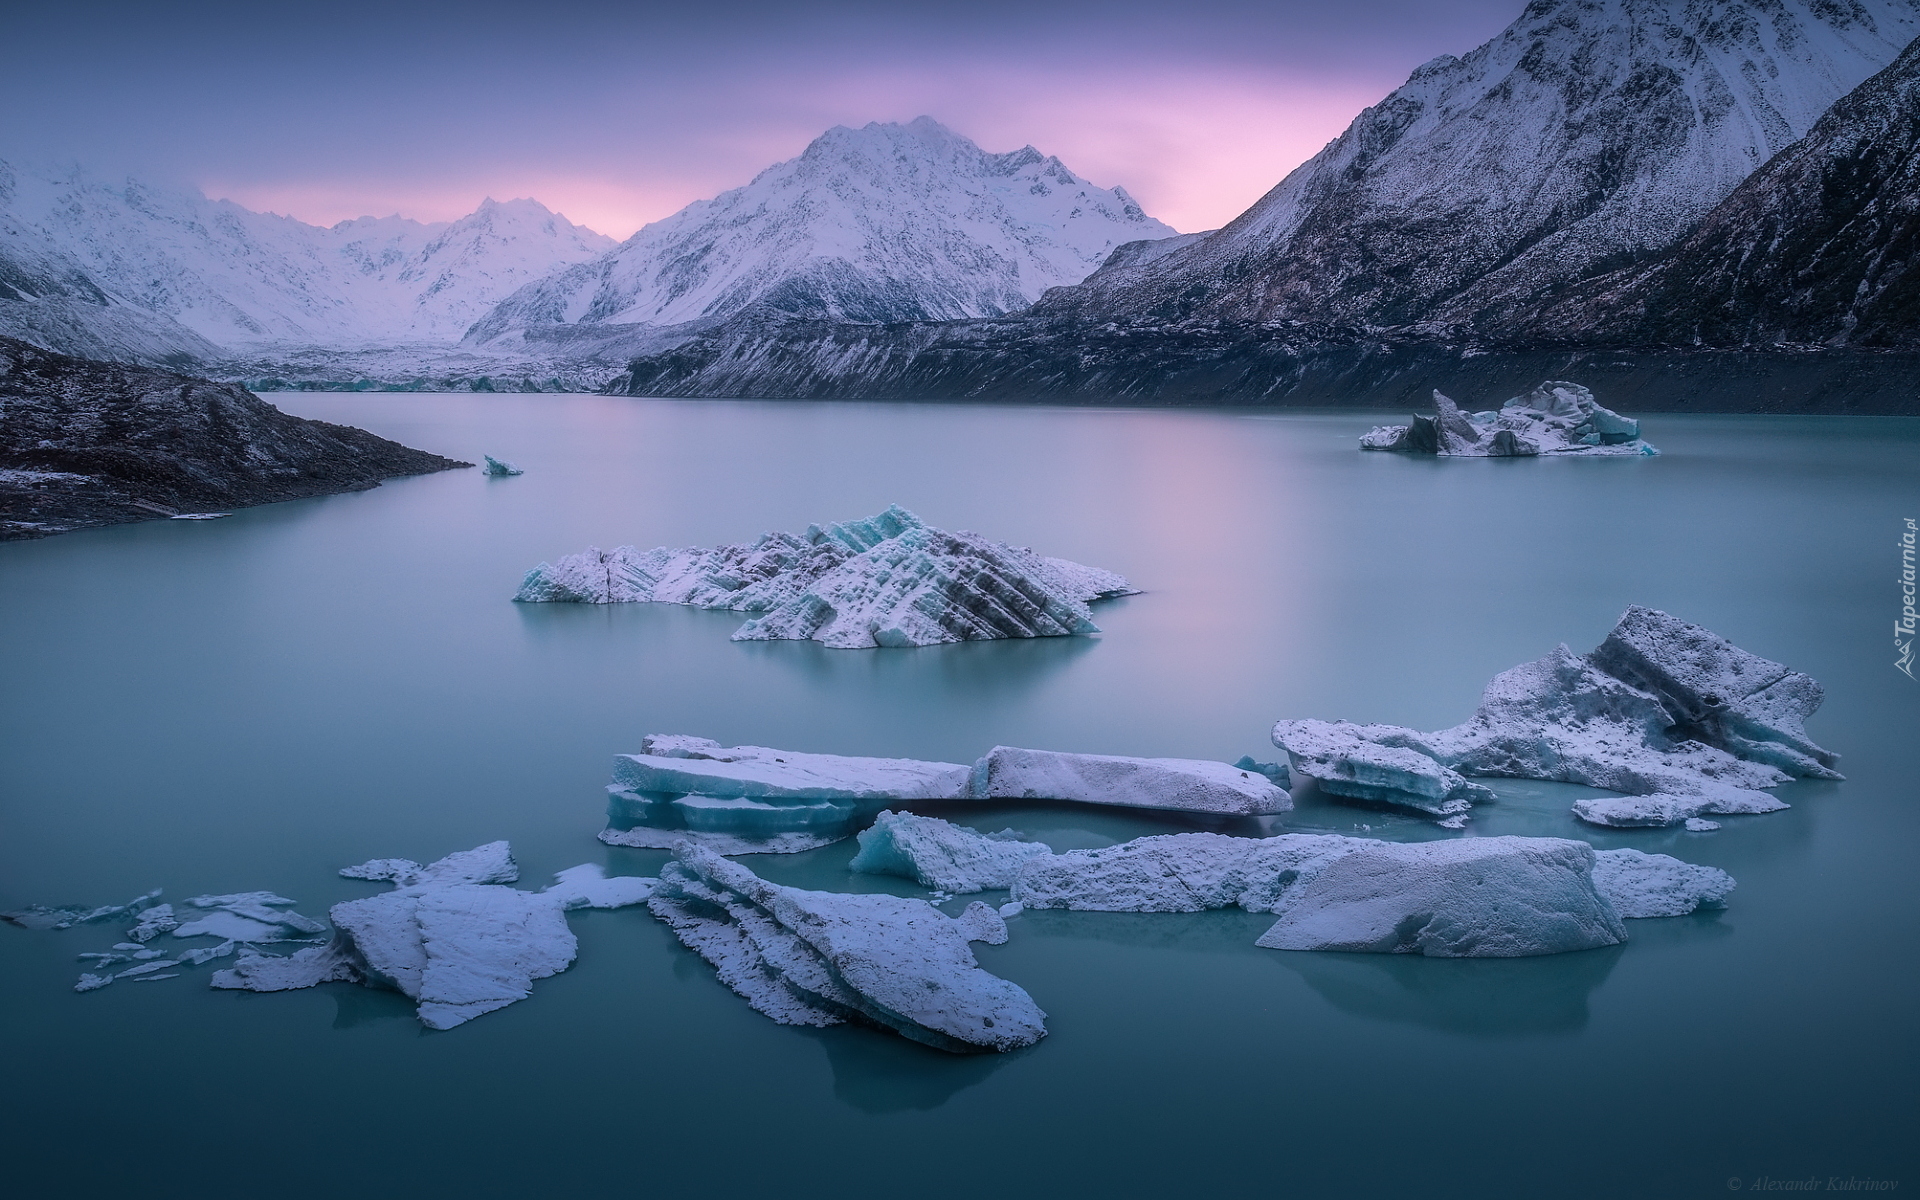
left=2, top=0, right=1520, bottom=237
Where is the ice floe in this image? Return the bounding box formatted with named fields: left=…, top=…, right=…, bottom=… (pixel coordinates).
left=1, top=888, right=162, bottom=932
left=969, top=747, right=1290, bottom=816
left=1254, top=837, right=1629, bottom=958
left=482, top=455, right=524, bottom=476
left=212, top=842, right=655, bottom=1029
left=603, top=737, right=1294, bottom=851
left=1361, top=382, right=1659, bottom=457
left=1272, top=607, right=1836, bottom=824
left=514, top=504, right=1137, bottom=648
left=1590, top=848, right=1735, bottom=918
left=649, top=844, right=1046, bottom=1053
left=849, top=811, right=1053, bottom=893
left=1012, top=832, right=1370, bottom=914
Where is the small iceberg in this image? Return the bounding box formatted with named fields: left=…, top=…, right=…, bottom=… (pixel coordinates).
left=602, top=736, right=1297, bottom=852
left=969, top=747, right=1290, bottom=816
left=849, top=811, right=1053, bottom=893
left=1361, top=382, right=1658, bottom=457
left=211, top=843, right=654, bottom=1030
left=1253, top=837, right=1628, bottom=958
left=1013, top=832, right=1368, bottom=914
left=513, top=504, right=1137, bottom=648
left=1590, top=848, right=1734, bottom=918
left=482, top=455, right=523, bottom=476
left=1271, top=607, right=1837, bottom=824
left=648, top=844, right=1045, bottom=1053
left=169, top=512, right=230, bottom=520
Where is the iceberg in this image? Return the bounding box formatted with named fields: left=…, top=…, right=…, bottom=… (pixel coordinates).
left=1361, top=382, right=1659, bottom=457
left=1571, top=793, right=1728, bottom=829
left=849, top=811, right=1053, bottom=893
left=2, top=888, right=162, bottom=932
left=1272, top=607, right=1836, bottom=823
left=212, top=843, right=655, bottom=1029
left=649, top=845, right=1046, bottom=1053
left=482, top=455, right=523, bottom=476
left=953, top=901, right=1009, bottom=946
left=1011, top=832, right=1368, bottom=913
left=514, top=504, right=1137, bottom=648
left=1254, top=837, right=1629, bottom=958
left=969, top=747, right=1291, bottom=816
left=1590, top=848, right=1735, bottom=918
left=602, top=735, right=970, bottom=853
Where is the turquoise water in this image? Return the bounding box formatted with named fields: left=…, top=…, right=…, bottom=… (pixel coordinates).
left=2, top=395, right=1915, bottom=1198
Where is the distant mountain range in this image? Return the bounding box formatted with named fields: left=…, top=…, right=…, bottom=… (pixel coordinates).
left=4, top=0, right=1919, bottom=410
left=609, top=0, right=1920, bottom=412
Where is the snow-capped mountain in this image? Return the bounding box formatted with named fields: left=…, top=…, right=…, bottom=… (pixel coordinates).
left=0, top=162, right=613, bottom=361
left=466, top=117, right=1174, bottom=345
left=1039, top=0, right=1920, bottom=332
left=1506, top=29, right=1920, bottom=347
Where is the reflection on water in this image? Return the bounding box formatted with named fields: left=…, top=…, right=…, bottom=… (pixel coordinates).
left=737, top=624, right=1102, bottom=701
left=1274, top=944, right=1626, bottom=1036
left=803, top=1025, right=1020, bottom=1113
left=329, top=981, right=416, bottom=1031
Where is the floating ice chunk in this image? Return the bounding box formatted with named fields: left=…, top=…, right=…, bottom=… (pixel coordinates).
left=217, top=843, right=577, bottom=1029
left=1567, top=792, right=1775, bottom=828
left=997, top=902, right=1023, bottom=918
left=130, top=973, right=179, bottom=981
left=1587, top=606, right=1842, bottom=781
left=614, top=742, right=971, bottom=803
left=74, top=973, right=113, bottom=992
left=1233, top=755, right=1291, bottom=788
left=117, top=959, right=181, bottom=978
left=172, top=911, right=287, bottom=943
left=516, top=505, right=1136, bottom=649
left=339, top=841, right=519, bottom=888
left=127, top=905, right=179, bottom=942
left=1255, top=837, right=1628, bottom=958
left=482, top=455, right=523, bottom=476
left=1362, top=382, right=1658, bottom=457
left=654, top=846, right=1046, bottom=1053
left=1012, top=832, right=1368, bottom=913
left=969, top=747, right=1291, bottom=816
left=1271, top=721, right=1493, bottom=817
left=186, top=892, right=298, bottom=910
left=1271, top=608, right=1834, bottom=823
left=1684, top=818, right=1721, bottom=832
left=179, top=940, right=237, bottom=966
left=1591, top=848, right=1735, bottom=918
left=542, top=864, right=656, bottom=910
left=604, top=739, right=970, bottom=851
left=953, top=901, right=1008, bottom=945
left=849, top=811, right=1053, bottom=893
left=3, top=889, right=163, bottom=931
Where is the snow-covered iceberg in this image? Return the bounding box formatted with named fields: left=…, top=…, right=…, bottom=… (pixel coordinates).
left=1254, top=837, right=1628, bottom=957
left=513, top=504, right=1137, bottom=648
left=1272, top=607, right=1837, bottom=824
left=212, top=843, right=654, bottom=1029
left=1361, top=382, right=1658, bottom=457
left=1012, top=832, right=1367, bottom=913
left=849, top=811, right=1053, bottom=893
left=1590, top=848, right=1735, bottom=918
left=482, top=455, right=523, bottom=476
left=648, top=844, right=1045, bottom=1053
left=601, top=735, right=971, bottom=854
left=969, top=747, right=1290, bottom=816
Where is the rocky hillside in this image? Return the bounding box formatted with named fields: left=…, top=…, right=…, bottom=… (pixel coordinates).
left=0, top=336, right=467, bottom=539
left=1502, top=29, right=1920, bottom=347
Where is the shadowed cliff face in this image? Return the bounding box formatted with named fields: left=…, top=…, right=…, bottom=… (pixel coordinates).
left=1497, top=33, right=1920, bottom=349
left=0, top=336, right=468, bottom=539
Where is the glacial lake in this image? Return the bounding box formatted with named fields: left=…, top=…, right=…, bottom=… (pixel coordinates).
left=2, top=394, right=1916, bottom=1199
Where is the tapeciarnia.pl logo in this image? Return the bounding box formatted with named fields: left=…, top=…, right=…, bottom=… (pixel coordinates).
left=1899, top=517, right=1916, bottom=679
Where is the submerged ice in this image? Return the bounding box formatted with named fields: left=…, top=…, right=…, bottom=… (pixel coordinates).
left=1272, top=607, right=1837, bottom=825
left=513, top=504, right=1137, bottom=648
left=1361, top=382, right=1659, bottom=456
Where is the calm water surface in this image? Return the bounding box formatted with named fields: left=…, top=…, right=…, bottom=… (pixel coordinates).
left=3, top=395, right=1916, bottom=1199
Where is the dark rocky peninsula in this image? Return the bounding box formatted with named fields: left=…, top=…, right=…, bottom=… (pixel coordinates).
left=0, top=336, right=467, bottom=540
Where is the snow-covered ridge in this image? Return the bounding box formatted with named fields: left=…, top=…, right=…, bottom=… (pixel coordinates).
left=0, top=161, right=613, bottom=353
left=1039, top=0, right=1920, bottom=331
left=466, top=116, right=1175, bottom=345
